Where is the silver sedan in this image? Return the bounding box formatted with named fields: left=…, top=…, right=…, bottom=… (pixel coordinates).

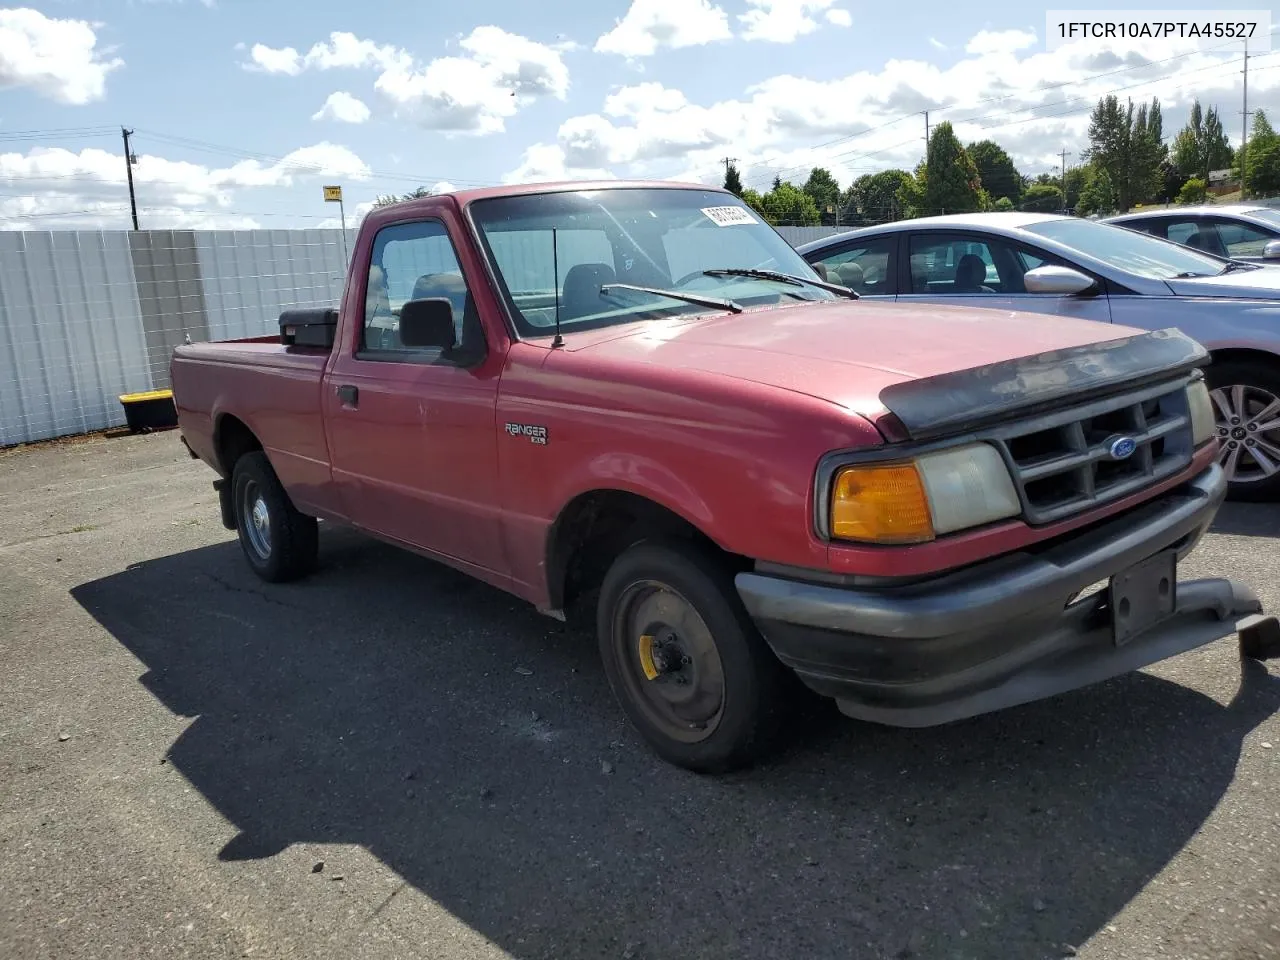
left=796, top=212, right=1280, bottom=500
left=1104, top=204, right=1280, bottom=264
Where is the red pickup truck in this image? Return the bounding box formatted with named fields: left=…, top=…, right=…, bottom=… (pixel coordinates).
left=171, top=180, right=1278, bottom=773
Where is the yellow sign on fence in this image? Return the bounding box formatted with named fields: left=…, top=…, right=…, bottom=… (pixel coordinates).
left=322, top=185, right=343, bottom=202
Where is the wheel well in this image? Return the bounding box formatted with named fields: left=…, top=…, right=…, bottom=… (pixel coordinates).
left=214, top=415, right=262, bottom=477
left=1206, top=347, right=1280, bottom=374
left=547, top=490, right=741, bottom=616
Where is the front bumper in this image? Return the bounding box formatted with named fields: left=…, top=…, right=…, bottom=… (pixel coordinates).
left=736, top=463, right=1270, bottom=728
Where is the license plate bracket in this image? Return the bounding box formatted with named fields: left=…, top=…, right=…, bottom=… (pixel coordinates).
left=1110, top=549, right=1177, bottom=646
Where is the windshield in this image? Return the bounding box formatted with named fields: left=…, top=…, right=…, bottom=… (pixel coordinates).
left=1024, top=217, right=1229, bottom=279
left=1245, top=208, right=1280, bottom=231
left=468, top=187, right=836, bottom=337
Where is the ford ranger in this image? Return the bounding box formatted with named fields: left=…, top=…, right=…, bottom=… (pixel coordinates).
left=170, top=180, right=1279, bottom=773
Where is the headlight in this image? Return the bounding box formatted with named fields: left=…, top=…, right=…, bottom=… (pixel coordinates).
left=1187, top=379, right=1215, bottom=447
left=830, top=443, right=1021, bottom=544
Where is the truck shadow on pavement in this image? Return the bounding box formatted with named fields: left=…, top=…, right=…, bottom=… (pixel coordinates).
left=71, top=529, right=1280, bottom=960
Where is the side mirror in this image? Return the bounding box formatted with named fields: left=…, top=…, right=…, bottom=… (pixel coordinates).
left=1263, top=239, right=1280, bottom=261
left=398, top=298, right=455, bottom=350
left=1023, top=265, right=1097, bottom=296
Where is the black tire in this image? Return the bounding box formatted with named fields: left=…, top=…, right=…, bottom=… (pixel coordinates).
left=1204, top=358, right=1280, bottom=502
left=596, top=539, right=797, bottom=773
left=230, top=451, right=319, bottom=583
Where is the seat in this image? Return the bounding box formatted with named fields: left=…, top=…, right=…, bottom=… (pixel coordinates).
left=1183, top=229, right=1228, bottom=258
left=954, top=253, right=994, bottom=293
left=835, top=261, right=866, bottom=293
left=561, top=262, right=616, bottom=320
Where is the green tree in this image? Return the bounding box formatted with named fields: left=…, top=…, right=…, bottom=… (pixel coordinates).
left=994, top=195, right=1015, bottom=211
left=1064, top=166, right=1089, bottom=210
left=1154, top=159, right=1182, bottom=203
left=373, top=186, right=434, bottom=208
left=1129, top=99, right=1166, bottom=204
left=848, top=169, right=912, bottom=222
left=918, top=121, right=983, bottom=215
left=1085, top=95, right=1164, bottom=211
left=1171, top=100, right=1234, bottom=182
left=761, top=182, right=821, bottom=225
left=1075, top=166, right=1117, bottom=217
left=1176, top=178, right=1208, bottom=204
left=967, top=140, right=1023, bottom=203
left=802, top=167, right=841, bottom=223
left=1022, top=183, right=1064, bottom=213
left=1244, top=111, right=1280, bottom=196
left=723, top=161, right=743, bottom=197
left=740, top=187, right=768, bottom=218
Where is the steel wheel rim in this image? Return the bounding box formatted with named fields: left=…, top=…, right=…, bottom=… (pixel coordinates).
left=1211, top=384, right=1280, bottom=484
left=241, top=480, right=272, bottom=559
left=611, top=579, right=726, bottom=744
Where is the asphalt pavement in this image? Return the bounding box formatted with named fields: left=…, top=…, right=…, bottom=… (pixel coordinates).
left=2, top=431, right=1279, bottom=960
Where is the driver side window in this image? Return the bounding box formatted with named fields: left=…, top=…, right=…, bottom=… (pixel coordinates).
left=363, top=219, right=477, bottom=360
left=808, top=237, right=895, bottom=295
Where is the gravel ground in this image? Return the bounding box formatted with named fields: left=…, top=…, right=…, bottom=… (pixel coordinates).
left=1, top=430, right=1279, bottom=960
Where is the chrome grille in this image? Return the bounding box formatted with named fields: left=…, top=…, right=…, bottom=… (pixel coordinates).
left=990, top=379, right=1195, bottom=525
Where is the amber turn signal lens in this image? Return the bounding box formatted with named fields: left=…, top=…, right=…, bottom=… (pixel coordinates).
left=830, top=463, right=935, bottom=544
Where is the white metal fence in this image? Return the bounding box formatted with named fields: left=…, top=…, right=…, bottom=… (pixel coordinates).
left=0, top=224, right=842, bottom=448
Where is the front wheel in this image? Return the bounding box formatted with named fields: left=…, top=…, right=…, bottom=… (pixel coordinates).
left=231, top=451, right=319, bottom=583
left=596, top=540, right=796, bottom=773
left=1205, top=359, right=1280, bottom=502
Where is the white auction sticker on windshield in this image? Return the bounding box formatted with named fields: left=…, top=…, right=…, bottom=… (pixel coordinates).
left=701, top=206, right=758, bottom=226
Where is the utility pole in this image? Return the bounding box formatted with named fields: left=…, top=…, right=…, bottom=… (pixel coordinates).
left=721, top=156, right=738, bottom=178
left=1060, top=149, right=1071, bottom=212
left=923, top=110, right=930, bottom=161
left=121, top=127, right=139, bottom=231
left=1241, top=39, right=1252, bottom=199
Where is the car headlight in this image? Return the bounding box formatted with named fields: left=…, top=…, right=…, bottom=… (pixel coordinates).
left=1187, top=379, right=1215, bottom=447
left=830, top=443, right=1021, bottom=544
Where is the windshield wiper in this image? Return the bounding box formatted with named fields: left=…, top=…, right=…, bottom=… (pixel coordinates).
left=700, top=268, right=859, bottom=299
left=1220, top=260, right=1259, bottom=274
left=600, top=283, right=744, bottom=314
left=1172, top=271, right=1213, bottom=279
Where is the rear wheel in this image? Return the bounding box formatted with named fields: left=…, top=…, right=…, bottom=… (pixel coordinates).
left=1205, top=359, right=1280, bottom=502
left=231, top=451, right=319, bottom=583
left=597, top=540, right=795, bottom=773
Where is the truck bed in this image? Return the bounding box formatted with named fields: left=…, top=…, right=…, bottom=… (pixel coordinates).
left=170, top=338, right=339, bottom=519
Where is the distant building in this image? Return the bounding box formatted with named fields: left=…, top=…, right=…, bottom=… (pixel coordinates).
left=1208, top=168, right=1240, bottom=195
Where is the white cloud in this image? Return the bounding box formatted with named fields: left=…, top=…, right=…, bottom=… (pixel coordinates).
left=594, top=0, right=731, bottom=57
left=312, top=91, right=372, bottom=123
left=502, top=143, right=615, bottom=185
left=505, top=26, right=1280, bottom=194
left=825, top=8, right=852, bottom=27
left=0, top=8, right=123, bottom=104
left=248, top=27, right=567, bottom=135
left=246, top=31, right=408, bottom=75
left=318, top=200, right=376, bottom=230
left=965, top=29, right=1038, bottom=56
left=0, top=142, right=372, bottom=230
left=431, top=180, right=457, bottom=193
left=739, top=0, right=841, bottom=43
left=603, top=82, right=688, bottom=117
left=376, top=25, right=569, bottom=134
left=928, top=37, right=947, bottom=50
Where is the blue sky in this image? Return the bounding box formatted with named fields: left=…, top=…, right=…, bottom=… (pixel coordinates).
left=1, top=0, right=1277, bottom=229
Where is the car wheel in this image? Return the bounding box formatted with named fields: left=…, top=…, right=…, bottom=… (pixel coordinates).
left=231, top=451, right=319, bottom=582
left=1205, top=359, right=1280, bottom=502
left=596, top=539, right=797, bottom=773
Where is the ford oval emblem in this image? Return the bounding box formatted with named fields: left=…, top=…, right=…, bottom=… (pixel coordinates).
left=1108, top=436, right=1138, bottom=460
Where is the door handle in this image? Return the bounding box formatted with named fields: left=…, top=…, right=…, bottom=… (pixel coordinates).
left=337, top=384, right=358, bottom=407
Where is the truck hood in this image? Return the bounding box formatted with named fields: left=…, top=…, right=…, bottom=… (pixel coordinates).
left=564, top=299, right=1168, bottom=424
left=1164, top=266, right=1280, bottom=299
